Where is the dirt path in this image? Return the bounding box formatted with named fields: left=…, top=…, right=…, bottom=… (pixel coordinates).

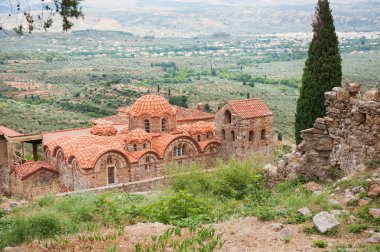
left=13, top=216, right=368, bottom=252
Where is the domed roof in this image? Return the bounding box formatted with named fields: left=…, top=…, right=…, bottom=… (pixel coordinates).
left=90, top=124, right=117, bottom=136
left=126, top=128, right=152, bottom=144
left=171, top=124, right=191, bottom=135
left=189, top=121, right=215, bottom=135
left=118, top=127, right=130, bottom=135
left=128, top=95, right=176, bottom=117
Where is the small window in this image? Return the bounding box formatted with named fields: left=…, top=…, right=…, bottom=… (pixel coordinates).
left=161, top=118, right=168, bottom=132
left=143, top=142, right=147, bottom=149
left=108, top=167, right=115, bottom=184
left=231, top=131, right=235, bottom=141
left=261, top=129, right=266, bottom=140
left=249, top=131, right=254, bottom=142
left=225, top=110, right=232, bottom=124
left=197, top=135, right=201, bottom=142
left=133, top=144, right=137, bottom=151
left=221, top=129, right=225, bottom=140
left=144, top=119, right=151, bottom=133
left=206, top=133, right=211, bottom=139
left=107, top=156, right=113, bottom=164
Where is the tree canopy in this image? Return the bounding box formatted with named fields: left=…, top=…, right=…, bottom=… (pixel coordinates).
left=295, top=0, right=342, bottom=144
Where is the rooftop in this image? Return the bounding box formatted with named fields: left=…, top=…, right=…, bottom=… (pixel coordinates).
left=0, top=126, right=23, bottom=137
left=226, top=98, right=273, bottom=119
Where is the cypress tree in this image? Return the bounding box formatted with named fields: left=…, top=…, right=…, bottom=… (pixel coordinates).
left=295, top=0, right=342, bottom=144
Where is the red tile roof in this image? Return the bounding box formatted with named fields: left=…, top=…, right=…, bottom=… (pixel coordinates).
left=90, top=114, right=128, bottom=125
left=14, top=161, right=57, bottom=180
left=90, top=124, right=117, bottom=136
left=226, top=98, right=272, bottom=119
left=126, top=128, right=152, bottom=144
left=189, top=121, right=215, bottom=135
left=124, top=95, right=176, bottom=117
left=174, top=106, right=215, bottom=123
left=0, top=126, right=23, bottom=137
left=151, top=133, right=202, bottom=158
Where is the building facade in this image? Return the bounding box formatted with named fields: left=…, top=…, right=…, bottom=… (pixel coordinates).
left=0, top=94, right=273, bottom=196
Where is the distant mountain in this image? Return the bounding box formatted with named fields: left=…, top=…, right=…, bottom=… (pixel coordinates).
left=0, top=0, right=379, bottom=36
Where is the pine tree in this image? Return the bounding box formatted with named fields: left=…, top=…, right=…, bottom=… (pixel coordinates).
left=295, top=0, right=342, bottom=144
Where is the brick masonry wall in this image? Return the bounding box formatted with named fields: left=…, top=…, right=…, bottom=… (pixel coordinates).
left=266, top=83, right=380, bottom=185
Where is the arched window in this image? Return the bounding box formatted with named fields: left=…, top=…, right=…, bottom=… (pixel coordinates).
left=56, top=150, right=64, bottom=167
left=206, top=133, right=212, bottom=139
left=231, top=131, right=235, bottom=141
left=225, top=110, right=232, bottom=124
left=261, top=129, right=266, bottom=140
left=197, top=135, right=201, bottom=142
left=221, top=129, right=226, bottom=140
left=133, top=144, right=137, bottom=151
left=174, top=146, right=178, bottom=157
left=161, top=118, right=168, bottom=132
left=144, top=119, right=151, bottom=133
left=249, top=131, right=254, bottom=142
left=143, top=142, right=147, bottom=149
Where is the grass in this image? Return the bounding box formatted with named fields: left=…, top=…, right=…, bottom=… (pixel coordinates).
left=313, top=240, right=327, bottom=248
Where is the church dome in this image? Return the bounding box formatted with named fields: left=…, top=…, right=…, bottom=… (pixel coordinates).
left=90, top=124, right=117, bottom=136
left=128, top=95, right=176, bottom=117
left=126, top=128, right=152, bottom=144
left=118, top=127, right=130, bottom=135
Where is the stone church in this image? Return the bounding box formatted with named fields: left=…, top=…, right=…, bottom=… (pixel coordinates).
left=0, top=94, right=273, bottom=195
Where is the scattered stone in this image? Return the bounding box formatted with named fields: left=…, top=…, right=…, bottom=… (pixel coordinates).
left=348, top=215, right=358, bottom=224
left=356, top=164, right=367, bottom=173
left=344, top=190, right=358, bottom=203
left=358, top=198, right=371, bottom=206
left=313, top=211, right=340, bottom=233
left=9, top=202, right=18, bottom=209
left=369, top=208, right=380, bottom=218
left=334, top=186, right=340, bottom=191
left=351, top=186, right=365, bottom=194
left=303, top=182, right=323, bottom=192
left=329, top=199, right=341, bottom=206
left=269, top=223, right=283, bottom=232
left=297, top=207, right=312, bottom=217
left=368, top=184, right=380, bottom=198
left=367, top=233, right=380, bottom=243
left=279, top=228, right=293, bottom=240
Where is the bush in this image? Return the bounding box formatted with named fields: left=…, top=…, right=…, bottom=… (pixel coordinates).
left=313, top=240, right=327, bottom=248
left=141, top=191, right=213, bottom=227
left=348, top=223, right=368, bottom=234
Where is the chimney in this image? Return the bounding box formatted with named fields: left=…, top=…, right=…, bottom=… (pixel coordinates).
left=197, top=103, right=205, bottom=112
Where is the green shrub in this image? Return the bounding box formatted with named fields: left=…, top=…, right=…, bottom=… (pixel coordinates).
left=141, top=191, right=213, bottom=227
left=37, top=195, right=55, bottom=207
left=313, top=240, right=327, bottom=248
left=348, top=223, right=368, bottom=234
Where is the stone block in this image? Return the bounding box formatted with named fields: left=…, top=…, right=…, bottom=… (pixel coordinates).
left=313, top=211, right=340, bottom=233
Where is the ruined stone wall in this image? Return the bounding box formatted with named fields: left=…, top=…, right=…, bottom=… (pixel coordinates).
left=11, top=171, right=59, bottom=197
left=266, top=84, right=380, bottom=185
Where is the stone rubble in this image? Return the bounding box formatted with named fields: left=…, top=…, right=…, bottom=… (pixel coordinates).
left=313, top=211, right=340, bottom=233
left=297, top=207, right=312, bottom=217
left=266, top=83, right=380, bottom=184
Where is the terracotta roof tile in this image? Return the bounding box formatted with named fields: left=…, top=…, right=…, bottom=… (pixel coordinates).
left=174, top=106, right=215, bottom=123
left=90, top=125, right=117, bottom=136
left=126, top=128, right=152, bottom=144
left=126, top=95, right=176, bottom=117
left=0, top=126, right=23, bottom=137
left=198, top=140, right=221, bottom=152
left=14, top=161, right=57, bottom=180
left=226, top=98, right=272, bottom=119
left=189, top=122, right=216, bottom=135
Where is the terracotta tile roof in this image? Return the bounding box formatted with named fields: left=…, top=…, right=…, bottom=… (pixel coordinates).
left=0, top=126, right=23, bottom=137
left=126, top=128, right=152, bottom=144
left=174, top=106, right=215, bottom=123
left=14, top=161, right=57, bottom=180
left=198, top=140, right=221, bottom=152
left=151, top=133, right=202, bottom=158
left=90, top=125, right=118, bottom=136
left=118, top=127, right=130, bottom=135
left=171, top=124, right=191, bottom=135
left=189, top=122, right=216, bottom=135
left=226, top=98, right=272, bottom=119
left=125, top=95, right=176, bottom=117
left=90, top=114, right=129, bottom=125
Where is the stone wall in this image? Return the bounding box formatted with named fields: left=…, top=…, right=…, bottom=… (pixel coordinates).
left=266, top=83, right=380, bottom=185
left=215, top=104, right=274, bottom=160
left=0, top=137, right=12, bottom=195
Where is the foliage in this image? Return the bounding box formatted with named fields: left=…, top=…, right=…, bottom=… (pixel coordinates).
left=169, top=95, right=189, bottom=108
left=348, top=223, right=368, bottom=234
left=295, top=0, right=342, bottom=144
left=313, top=240, right=327, bottom=248
left=135, top=226, right=225, bottom=252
